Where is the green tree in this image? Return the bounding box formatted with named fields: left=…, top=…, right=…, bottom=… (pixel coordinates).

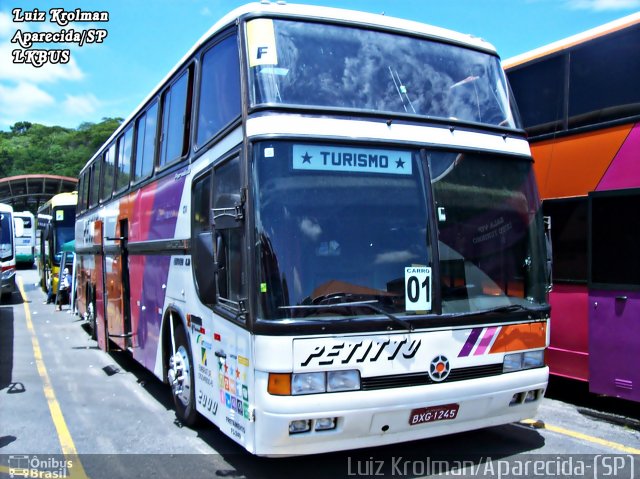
left=0, top=118, right=123, bottom=179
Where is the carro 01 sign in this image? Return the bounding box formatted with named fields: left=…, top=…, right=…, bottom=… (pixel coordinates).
left=404, top=266, right=432, bottom=311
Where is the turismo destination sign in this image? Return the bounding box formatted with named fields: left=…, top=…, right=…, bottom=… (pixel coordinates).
left=292, top=145, right=412, bottom=175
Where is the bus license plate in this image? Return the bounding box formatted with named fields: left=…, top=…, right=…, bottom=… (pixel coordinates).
left=409, top=404, right=459, bottom=426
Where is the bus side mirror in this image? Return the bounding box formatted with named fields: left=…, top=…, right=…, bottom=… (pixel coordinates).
left=44, top=223, right=53, bottom=241
left=14, top=217, right=24, bottom=238
left=210, top=191, right=245, bottom=230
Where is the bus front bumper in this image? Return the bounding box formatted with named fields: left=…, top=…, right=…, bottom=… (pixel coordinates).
left=252, top=367, right=548, bottom=456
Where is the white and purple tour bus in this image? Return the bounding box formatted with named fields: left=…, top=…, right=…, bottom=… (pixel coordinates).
left=74, top=2, right=550, bottom=456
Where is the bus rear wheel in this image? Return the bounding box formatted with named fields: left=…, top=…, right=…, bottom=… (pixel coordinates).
left=85, top=293, right=97, bottom=341
left=168, top=324, right=198, bottom=426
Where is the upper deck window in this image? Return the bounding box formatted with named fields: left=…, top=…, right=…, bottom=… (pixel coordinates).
left=134, top=101, right=158, bottom=182
left=247, top=19, right=520, bottom=129
left=196, top=35, right=241, bottom=147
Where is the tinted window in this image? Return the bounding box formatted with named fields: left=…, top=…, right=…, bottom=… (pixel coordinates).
left=429, top=152, right=547, bottom=312
left=116, top=126, right=133, bottom=192
left=78, top=174, right=87, bottom=211
left=507, top=55, right=565, bottom=135
left=590, top=190, right=640, bottom=287
left=249, top=19, right=520, bottom=128
left=197, top=35, right=241, bottom=146
left=192, top=171, right=216, bottom=306
left=160, top=69, right=191, bottom=167
left=569, top=26, right=640, bottom=128
left=89, top=161, right=101, bottom=207
left=213, top=157, right=245, bottom=310
left=253, top=143, right=432, bottom=319
left=134, top=101, right=158, bottom=181
left=0, top=212, right=13, bottom=260
left=101, top=144, right=116, bottom=201
left=543, top=198, right=587, bottom=282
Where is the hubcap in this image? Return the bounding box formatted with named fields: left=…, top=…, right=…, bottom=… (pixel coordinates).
left=86, top=302, right=94, bottom=323
left=169, top=346, right=191, bottom=406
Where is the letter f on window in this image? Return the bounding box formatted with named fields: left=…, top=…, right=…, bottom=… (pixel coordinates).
left=257, top=46, right=269, bottom=60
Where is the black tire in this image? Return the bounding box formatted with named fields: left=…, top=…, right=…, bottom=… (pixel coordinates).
left=168, top=322, right=198, bottom=426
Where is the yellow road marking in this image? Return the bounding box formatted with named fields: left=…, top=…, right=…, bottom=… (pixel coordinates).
left=15, top=277, right=89, bottom=479
left=521, top=418, right=640, bottom=454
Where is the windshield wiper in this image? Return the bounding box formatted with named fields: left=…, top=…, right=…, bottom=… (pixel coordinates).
left=280, top=299, right=414, bottom=332
left=481, top=304, right=548, bottom=315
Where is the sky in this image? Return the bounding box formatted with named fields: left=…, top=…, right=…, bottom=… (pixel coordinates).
left=0, top=0, right=639, bottom=131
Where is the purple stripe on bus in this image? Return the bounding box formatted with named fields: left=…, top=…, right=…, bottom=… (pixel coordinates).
left=148, top=175, right=186, bottom=241
left=134, top=255, right=171, bottom=371
left=597, top=123, right=640, bottom=191
left=474, top=326, right=499, bottom=355
left=458, top=328, right=482, bottom=357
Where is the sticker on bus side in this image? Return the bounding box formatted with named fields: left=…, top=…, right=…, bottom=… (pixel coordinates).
left=405, top=266, right=432, bottom=311
left=247, top=19, right=278, bottom=67
left=292, top=145, right=412, bottom=176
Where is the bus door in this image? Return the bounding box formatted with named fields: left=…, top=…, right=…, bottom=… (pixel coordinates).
left=209, top=156, right=255, bottom=448
left=105, top=219, right=132, bottom=350
left=94, top=220, right=108, bottom=351
left=588, top=190, right=640, bottom=402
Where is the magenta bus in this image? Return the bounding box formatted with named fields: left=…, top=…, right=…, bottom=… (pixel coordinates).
left=505, top=13, right=640, bottom=402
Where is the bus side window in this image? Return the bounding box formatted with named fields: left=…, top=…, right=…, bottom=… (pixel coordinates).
left=133, top=101, right=158, bottom=182
left=191, top=171, right=216, bottom=306
left=77, top=174, right=85, bottom=212
left=101, top=143, right=116, bottom=202
left=212, top=156, right=245, bottom=314
left=89, top=160, right=101, bottom=208
left=159, top=68, right=191, bottom=168
left=196, top=34, right=241, bottom=147
left=115, top=125, right=134, bottom=193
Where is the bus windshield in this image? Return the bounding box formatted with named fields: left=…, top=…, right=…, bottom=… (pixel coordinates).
left=248, top=19, right=519, bottom=128
left=428, top=151, right=547, bottom=314
left=0, top=212, right=12, bottom=260
left=15, top=214, right=32, bottom=232
left=52, top=206, right=75, bottom=265
left=253, top=142, right=547, bottom=321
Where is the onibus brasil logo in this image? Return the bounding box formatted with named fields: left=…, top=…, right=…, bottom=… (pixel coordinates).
left=8, top=455, right=73, bottom=478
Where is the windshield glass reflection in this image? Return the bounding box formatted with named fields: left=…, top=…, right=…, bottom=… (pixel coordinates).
left=253, top=142, right=432, bottom=319
left=248, top=19, right=519, bottom=128
left=428, top=151, right=547, bottom=313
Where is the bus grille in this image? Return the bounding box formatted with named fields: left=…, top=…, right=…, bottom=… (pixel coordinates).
left=360, top=363, right=504, bottom=390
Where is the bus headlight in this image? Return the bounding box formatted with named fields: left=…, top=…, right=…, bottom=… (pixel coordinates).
left=503, top=350, right=545, bottom=373
left=523, top=350, right=545, bottom=369
left=1, top=265, right=15, bottom=280
left=292, top=372, right=325, bottom=395
left=272, top=370, right=362, bottom=395
left=327, top=370, right=360, bottom=392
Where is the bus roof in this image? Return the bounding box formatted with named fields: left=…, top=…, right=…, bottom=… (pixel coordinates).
left=80, top=1, right=498, bottom=175
left=0, top=203, right=13, bottom=213
left=37, top=191, right=78, bottom=213
left=504, top=11, right=640, bottom=69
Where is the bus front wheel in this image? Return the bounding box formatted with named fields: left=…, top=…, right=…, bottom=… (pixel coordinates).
left=168, top=324, right=198, bottom=426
